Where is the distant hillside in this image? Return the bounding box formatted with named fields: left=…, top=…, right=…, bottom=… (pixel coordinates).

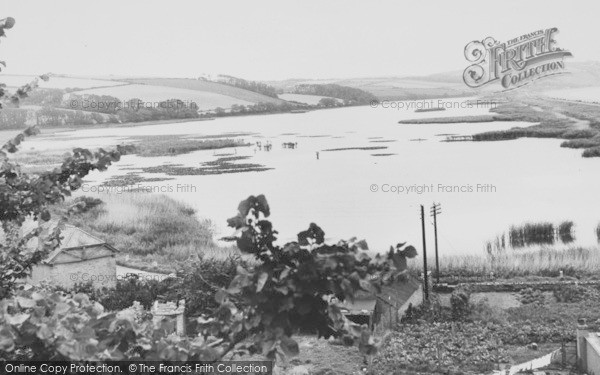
left=268, top=61, right=600, bottom=100
left=269, top=76, right=471, bottom=100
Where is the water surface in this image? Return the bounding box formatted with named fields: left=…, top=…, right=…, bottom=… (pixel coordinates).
left=24, top=99, right=600, bottom=255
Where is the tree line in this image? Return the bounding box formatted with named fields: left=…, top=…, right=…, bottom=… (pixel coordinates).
left=213, top=74, right=279, bottom=98
left=0, top=91, right=201, bottom=129
left=293, top=83, right=378, bottom=105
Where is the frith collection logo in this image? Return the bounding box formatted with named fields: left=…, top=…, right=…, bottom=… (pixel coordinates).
left=463, top=28, right=572, bottom=90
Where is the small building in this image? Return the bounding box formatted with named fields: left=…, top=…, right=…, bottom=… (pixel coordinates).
left=28, top=225, right=119, bottom=290
left=340, top=277, right=422, bottom=329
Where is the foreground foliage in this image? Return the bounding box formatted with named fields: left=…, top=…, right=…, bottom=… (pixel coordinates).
left=373, top=322, right=510, bottom=374
left=0, top=195, right=416, bottom=361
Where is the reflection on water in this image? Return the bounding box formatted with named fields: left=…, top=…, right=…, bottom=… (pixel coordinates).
left=24, top=99, right=600, bottom=255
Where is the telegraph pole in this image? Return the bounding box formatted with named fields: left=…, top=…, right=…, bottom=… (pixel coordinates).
left=430, top=203, right=442, bottom=284
left=420, top=205, right=429, bottom=302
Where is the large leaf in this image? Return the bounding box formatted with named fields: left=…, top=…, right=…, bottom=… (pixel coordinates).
left=226, top=214, right=245, bottom=229
left=280, top=336, right=299, bottom=357
left=401, top=245, right=418, bottom=258
left=16, top=296, right=36, bottom=308
left=6, top=313, right=30, bottom=326
left=0, top=327, right=15, bottom=352
left=297, top=223, right=325, bottom=245
left=256, top=272, right=268, bottom=292
left=236, top=230, right=254, bottom=253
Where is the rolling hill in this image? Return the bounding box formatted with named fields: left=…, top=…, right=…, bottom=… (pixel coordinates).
left=268, top=61, right=600, bottom=100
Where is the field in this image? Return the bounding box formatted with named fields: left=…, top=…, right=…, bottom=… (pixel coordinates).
left=127, top=78, right=286, bottom=104
left=72, top=83, right=255, bottom=110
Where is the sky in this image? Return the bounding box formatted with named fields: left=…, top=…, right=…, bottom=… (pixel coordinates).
left=1, top=0, right=599, bottom=81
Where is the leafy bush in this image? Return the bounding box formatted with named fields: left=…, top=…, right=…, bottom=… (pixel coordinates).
left=1, top=194, right=416, bottom=361
left=71, top=196, right=103, bottom=213
left=67, top=256, right=240, bottom=319
left=519, top=288, right=546, bottom=305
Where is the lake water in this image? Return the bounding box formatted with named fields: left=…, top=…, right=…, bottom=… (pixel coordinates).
left=23, top=99, right=600, bottom=255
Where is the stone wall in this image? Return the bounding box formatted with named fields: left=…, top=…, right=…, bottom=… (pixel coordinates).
left=30, top=256, right=117, bottom=290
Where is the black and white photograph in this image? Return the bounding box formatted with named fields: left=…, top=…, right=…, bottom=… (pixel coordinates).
left=1, top=1, right=599, bottom=374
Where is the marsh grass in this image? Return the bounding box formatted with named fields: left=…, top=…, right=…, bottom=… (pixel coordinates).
left=58, top=193, right=236, bottom=262
left=322, top=146, right=387, bottom=152
left=469, top=98, right=600, bottom=159
left=140, top=156, right=272, bottom=175
left=411, top=247, right=600, bottom=278
left=398, top=115, right=501, bottom=124
left=129, top=135, right=250, bottom=157
left=560, top=138, right=600, bottom=149
left=583, top=146, right=600, bottom=158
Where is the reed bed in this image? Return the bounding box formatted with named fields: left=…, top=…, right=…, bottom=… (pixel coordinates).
left=485, top=221, right=577, bottom=254
left=409, top=247, right=600, bottom=278
left=63, top=193, right=237, bottom=262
